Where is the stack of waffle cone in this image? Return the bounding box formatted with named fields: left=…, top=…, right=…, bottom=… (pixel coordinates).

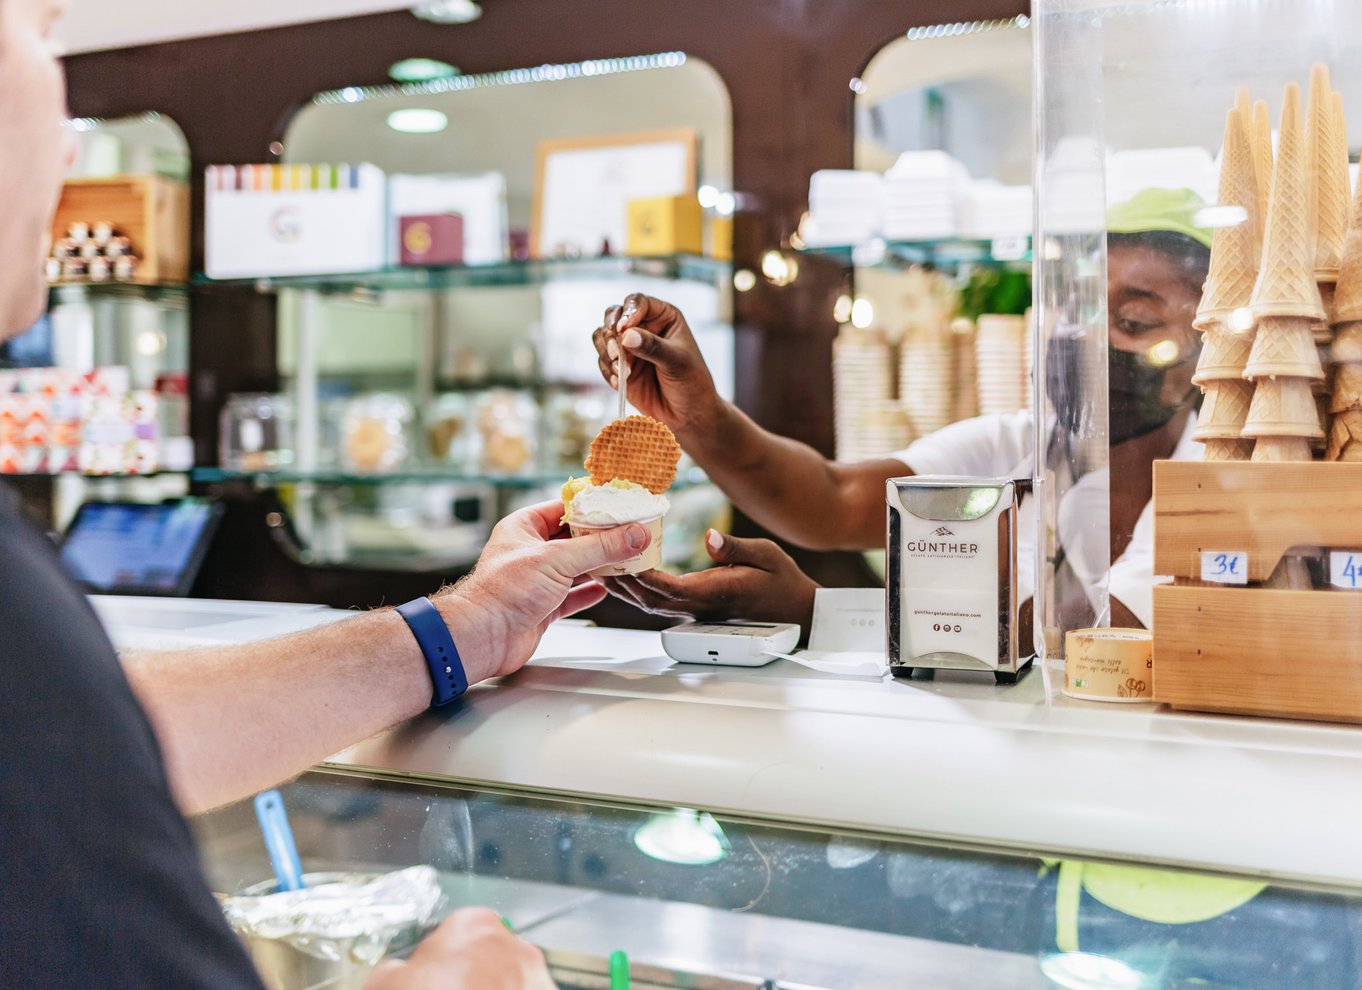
left=1304, top=66, right=1351, bottom=347
left=1250, top=83, right=1326, bottom=323
left=1195, top=107, right=1260, bottom=330
left=1325, top=78, right=1362, bottom=461
left=1331, top=130, right=1362, bottom=330
left=1327, top=324, right=1362, bottom=461
left=1307, top=65, right=1348, bottom=286
left=1192, top=105, right=1259, bottom=461
left=1243, top=82, right=1327, bottom=462
left=1253, top=99, right=1273, bottom=228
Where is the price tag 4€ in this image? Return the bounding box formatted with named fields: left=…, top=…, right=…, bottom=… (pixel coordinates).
left=1330, top=551, right=1362, bottom=590
left=1201, top=551, right=1248, bottom=585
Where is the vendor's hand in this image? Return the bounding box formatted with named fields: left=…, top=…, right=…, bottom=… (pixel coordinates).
left=434, top=501, right=649, bottom=682
left=604, top=529, right=818, bottom=641
left=366, top=907, right=556, bottom=990
left=592, top=293, right=722, bottom=437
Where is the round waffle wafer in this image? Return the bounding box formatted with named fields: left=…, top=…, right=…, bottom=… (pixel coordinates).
left=585, top=415, right=681, bottom=493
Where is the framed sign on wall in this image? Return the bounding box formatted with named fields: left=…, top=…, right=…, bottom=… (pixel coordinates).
left=532, top=127, right=699, bottom=258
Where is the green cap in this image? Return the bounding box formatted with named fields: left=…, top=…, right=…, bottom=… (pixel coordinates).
left=1107, top=187, right=1214, bottom=248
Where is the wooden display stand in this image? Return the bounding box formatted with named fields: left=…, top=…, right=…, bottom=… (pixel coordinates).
left=50, top=174, right=189, bottom=284
left=1152, top=460, right=1362, bottom=723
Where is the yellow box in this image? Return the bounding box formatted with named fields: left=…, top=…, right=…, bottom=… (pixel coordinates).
left=626, top=195, right=703, bottom=256
left=707, top=215, right=733, bottom=261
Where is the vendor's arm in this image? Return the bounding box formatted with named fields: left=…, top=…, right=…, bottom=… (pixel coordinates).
left=604, top=529, right=820, bottom=640
left=594, top=294, right=905, bottom=550
left=122, top=503, right=649, bottom=816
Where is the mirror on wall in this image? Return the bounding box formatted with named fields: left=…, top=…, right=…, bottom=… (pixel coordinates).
left=4, top=112, right=190, bottom=374
left=829, top=20, right=1034, bottom=469
left=276, top=55, right=734, bottom=393
left=68, top=111, right=191, bottom=181
left=244, top=56, right=736, bottom=570
left=855, top=24, right=1032, bottom=185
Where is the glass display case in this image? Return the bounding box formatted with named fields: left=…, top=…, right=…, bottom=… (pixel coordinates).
left=195, top=769, right=1362, bottom=990
left=1033, top=0, right=1362, bottom=723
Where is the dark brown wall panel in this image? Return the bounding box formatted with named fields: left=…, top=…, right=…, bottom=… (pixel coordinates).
left=64, top=0, right=1025, bottom=607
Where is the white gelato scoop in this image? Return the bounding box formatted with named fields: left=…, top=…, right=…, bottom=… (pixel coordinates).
left=562, top=478, right=670, bottom=527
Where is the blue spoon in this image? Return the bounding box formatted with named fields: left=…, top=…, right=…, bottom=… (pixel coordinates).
left=254, top=789, right=305, bottom=892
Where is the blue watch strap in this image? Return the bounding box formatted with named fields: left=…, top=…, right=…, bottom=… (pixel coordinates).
left=396, top=597, right=468, bottom=707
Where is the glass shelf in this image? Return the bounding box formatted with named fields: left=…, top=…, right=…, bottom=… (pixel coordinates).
left=193, top=255, right=730, bottom=294
left=193, top=465, right=709, bottom=490
left=798, top=236, right=1032, bottom=270
left=0, top=470, right=188, bottom=480
left=48, top=281, right=188, bottom=302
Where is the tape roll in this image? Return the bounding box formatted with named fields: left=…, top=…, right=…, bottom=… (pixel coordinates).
left=1062, top=627, right=1153, bottom=702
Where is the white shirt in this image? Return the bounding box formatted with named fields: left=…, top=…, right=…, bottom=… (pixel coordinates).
left=890, top=411, right=1200, bottom=628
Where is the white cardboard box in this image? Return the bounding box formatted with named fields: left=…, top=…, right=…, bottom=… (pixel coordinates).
left=204, top=163, right=387, bottom=279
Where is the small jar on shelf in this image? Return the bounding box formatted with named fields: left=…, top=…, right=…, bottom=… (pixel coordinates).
left=425, top=392, right=474, bottom=470
left=542, top=388, right=611, bottom=472
left=219, top=393, right=293, bottom=472
left=472, top=388, right=538, bottom=476
left=337, top=393, right=414, bottom=474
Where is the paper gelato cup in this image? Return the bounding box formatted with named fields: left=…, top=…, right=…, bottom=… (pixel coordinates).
left=569, top=514, right=664, bottom=577
left=1062, top=628, right=1153, bottom=703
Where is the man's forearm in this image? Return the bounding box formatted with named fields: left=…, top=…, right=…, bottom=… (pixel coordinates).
left=121, top=600, right=486, bottom=816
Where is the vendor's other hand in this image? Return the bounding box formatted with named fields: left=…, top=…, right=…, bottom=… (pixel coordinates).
left=604, top=529, right=818, bottom=640
left=366, top=907, right=556, bottom=990
left=435, top=501, right=649, bottom=681
left=592, top=293, right=720, bottom=436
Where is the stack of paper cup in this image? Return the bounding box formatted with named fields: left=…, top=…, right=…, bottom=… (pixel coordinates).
left=882, top=151, right=970, bottom=241
left=974, top=315, right=1029, bottom=416
left=833, top=330, right=894, bottom=462
left=899, top=330, right=954, bottom=437
left=857, top=402, right=915, bottom=461
left=952, top=319, right=980, bottom=422
left=805, top=170, right=884, bottom=247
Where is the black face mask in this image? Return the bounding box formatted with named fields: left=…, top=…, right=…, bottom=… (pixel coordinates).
left=1046, top=336, right=1194, bottom=446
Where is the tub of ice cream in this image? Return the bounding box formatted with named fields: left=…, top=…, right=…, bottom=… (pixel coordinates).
left=221, top=867, right=443, bottom=990
left=562, top=477, right=669, bottom=577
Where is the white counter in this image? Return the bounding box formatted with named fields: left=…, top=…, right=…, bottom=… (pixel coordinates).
left=98, top=595, right=1362, bottom=891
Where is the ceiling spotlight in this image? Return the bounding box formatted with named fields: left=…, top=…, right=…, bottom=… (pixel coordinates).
left=411, top=0, right=482, bottom=24
left=387, top=108, right=449, bottom=134
left=389, top=58, right=461, bottom=83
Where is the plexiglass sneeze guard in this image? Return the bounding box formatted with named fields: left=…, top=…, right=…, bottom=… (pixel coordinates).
left=1033, top=0, right=1362, bottom=721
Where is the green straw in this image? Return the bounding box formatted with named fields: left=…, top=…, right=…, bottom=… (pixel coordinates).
left=609, top=949, right=630, bottom=990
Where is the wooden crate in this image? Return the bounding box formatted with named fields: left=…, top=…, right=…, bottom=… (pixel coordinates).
left=1153, top=585, right=1362, bottom=723
left=51, top=174, right=189, bottom=284
left=1152, top=460, right=1362, bottom=722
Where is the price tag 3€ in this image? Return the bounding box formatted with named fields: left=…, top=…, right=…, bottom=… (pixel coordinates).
left=1200, top=551, right=1248, bottom=585
left=1330, top=551, right=1362, bottom=590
